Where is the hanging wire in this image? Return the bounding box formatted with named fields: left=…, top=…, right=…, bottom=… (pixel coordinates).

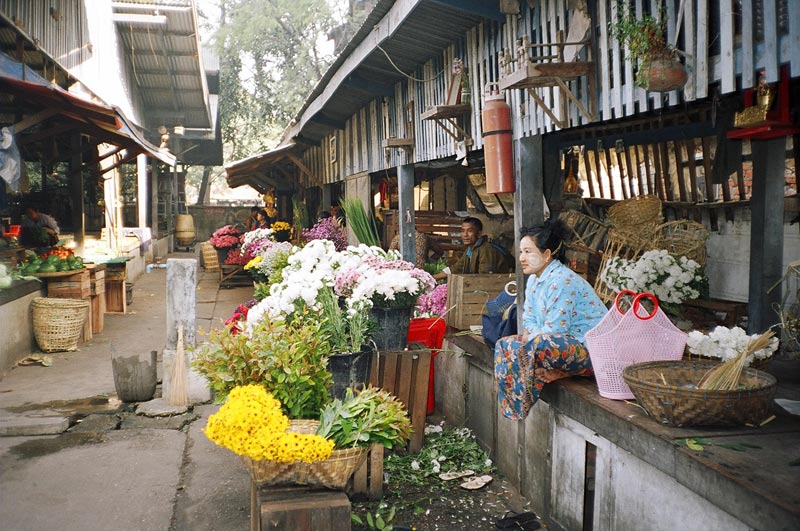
left=376, top=43, right=446, bottom=83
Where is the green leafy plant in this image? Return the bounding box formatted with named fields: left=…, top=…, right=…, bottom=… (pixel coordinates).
left=608, top=0, right=680, bottom=89
left=352, top=505, right=397, bottom=531
left=316, top=387, right=413, bottom=448
left=192, top=320, right=333, bottom=418
left=341, top=196, right=381, bottom=247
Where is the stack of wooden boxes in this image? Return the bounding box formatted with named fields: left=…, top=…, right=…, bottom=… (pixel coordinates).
left=87, top=264, right=106, bottom=335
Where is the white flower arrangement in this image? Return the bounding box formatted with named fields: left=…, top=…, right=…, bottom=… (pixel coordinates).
left=599, top=249, right=706, bottom=304
left=686, top=326, right=779, bottom=364
left=245, top=239, right=434, bottom=347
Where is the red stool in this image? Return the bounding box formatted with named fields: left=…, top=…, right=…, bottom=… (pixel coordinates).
left=407, top=317, right=447, bottom=415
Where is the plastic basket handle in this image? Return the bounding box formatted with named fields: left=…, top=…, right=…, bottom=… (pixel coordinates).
left=632, top=292, right=659, bottom=321
left=614, top=289, right=637, bottom=314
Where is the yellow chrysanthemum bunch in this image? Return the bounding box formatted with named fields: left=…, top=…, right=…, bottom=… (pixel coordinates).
left=271, top=221, right=291, bottom=232
left=244, top=256, right=263, bottom=271
left=204, top=385, right=334, bottom=463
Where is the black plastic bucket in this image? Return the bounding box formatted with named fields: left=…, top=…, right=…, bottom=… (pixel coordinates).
left=370, top=306, right=411, bottom=351
left=328, top=348, right=374, bottom=401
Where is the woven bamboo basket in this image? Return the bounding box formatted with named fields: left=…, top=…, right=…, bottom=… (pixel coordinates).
left=594, top=228, right=654, bottom=304
left=606, top=195, right=663, bottom=234
left=622, top=360, right=777, bottom=427
left=200, top=242, right=220, bottom=272
left=654, top=220, right=709, bottom=266
left=32, top=297, right=89, bottom=352
left=240, top=420, right=367, bottom=489
left=682, top=352, right=773, bottom=371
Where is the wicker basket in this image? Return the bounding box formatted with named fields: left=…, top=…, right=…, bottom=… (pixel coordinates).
left=606, top=195, right=663, bottom=233
left=622, top=360, right=777, bottom=427
left=683, top=352, right=773, bottom=372
left=32, top=297, right=89, bottom=352
left=654, top=220, right=709, bottom=266
left=200, top=242, right=220, bottom=272
left=240, top=420, right=367, bottom=489
left=593, top=228, right=654, bottom=304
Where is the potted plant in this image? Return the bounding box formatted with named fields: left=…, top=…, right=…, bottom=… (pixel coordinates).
left=609, top=0, right=687, bottom=92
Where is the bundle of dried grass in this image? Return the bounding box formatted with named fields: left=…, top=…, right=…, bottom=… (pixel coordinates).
left=166, top=324, right=189, bottom=406
left=698, top=330, right=775, bottom=390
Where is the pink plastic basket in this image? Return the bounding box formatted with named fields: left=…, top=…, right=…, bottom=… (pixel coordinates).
left=585, top=291, right=687, bottom=399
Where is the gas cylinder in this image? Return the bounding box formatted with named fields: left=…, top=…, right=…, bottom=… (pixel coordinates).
left=482, top=90, right=514, bottom=194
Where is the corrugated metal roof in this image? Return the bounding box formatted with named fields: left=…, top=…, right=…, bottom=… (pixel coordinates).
left=112, top=0, right=211, bottom=131
left=281, top=0, right=496, bottom=145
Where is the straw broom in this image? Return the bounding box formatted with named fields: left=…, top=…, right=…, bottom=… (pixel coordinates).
left=166, top=323, right=189, bottom=406
left=698, top=330, right=775, bottom=391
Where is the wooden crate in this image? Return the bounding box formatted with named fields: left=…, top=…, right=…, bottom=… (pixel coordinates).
left=251, top=485, right=350, bottom=531
left=47, top=270, right=91, bottom=299
left=348, top=345, right=432, bottom=499
left=201, top=241, right=220, bottom=272
left=91, top=294, right=105, bottom=334
left=88, top=265, right=106, bottom=296
left=445, top=273, right=514, bottom=330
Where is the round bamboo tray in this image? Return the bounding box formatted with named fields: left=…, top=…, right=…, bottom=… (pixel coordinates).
left=623, top=360, right=777, bottom=427
left=34, top=267, right=86, bottom=278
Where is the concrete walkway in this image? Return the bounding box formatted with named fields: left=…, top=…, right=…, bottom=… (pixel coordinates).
left=0, top=254, right=254, bottom=531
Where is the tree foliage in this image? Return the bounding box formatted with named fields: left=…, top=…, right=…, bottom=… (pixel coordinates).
left=216, top=0, right=340, bottom=162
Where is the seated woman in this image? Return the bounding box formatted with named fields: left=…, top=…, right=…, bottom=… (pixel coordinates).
left=494, top=218, right=606, bottom=421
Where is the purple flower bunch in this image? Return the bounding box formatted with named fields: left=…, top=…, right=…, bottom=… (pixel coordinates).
left=209, top=225, right=243, bottom=249
left=302, top=217, right=347, bottom=251
left=416, top=283, right=448, bottom=317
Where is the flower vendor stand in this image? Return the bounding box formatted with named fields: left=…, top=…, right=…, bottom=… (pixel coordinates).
left=250, top=484, right=351, bottom=531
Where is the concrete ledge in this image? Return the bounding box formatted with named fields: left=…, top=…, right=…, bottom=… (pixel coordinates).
left=440, top=333, right=800, bottom=530
left=0, top=281, right=46, bottom=376
left=0, top=278, right=43, bottom=306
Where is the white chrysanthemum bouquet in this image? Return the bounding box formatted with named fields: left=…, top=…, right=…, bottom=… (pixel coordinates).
left=686, top=326, right=779, bottom=365
left=599, top=249, right=706, bottom=304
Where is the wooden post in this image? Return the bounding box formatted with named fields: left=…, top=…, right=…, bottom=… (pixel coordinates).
left=398, top=163, right=416, bottom=264
left=514, top=135, right=545, bottom=325
left=137, top=154, right=149, bottom=228
left=69, top=132, right=85, bottom=255
left=748, top=138, right=785, bottom=333
left=150, top=160, right=159, bottom=238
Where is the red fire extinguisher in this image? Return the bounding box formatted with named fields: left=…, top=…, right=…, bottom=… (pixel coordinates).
left=482, top=86, right=514, bottom=194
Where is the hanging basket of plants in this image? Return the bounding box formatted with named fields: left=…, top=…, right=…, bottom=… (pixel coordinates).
left=610, top=0, right=688, bottom=93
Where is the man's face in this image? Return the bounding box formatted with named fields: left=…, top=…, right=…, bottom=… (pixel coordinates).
left=25, top=208, right=39, bottom=221
left=461, top=222, right=481, bottom=247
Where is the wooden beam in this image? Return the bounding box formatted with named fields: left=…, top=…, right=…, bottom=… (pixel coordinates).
left=17, top=121, right=79, bottom=145
left=14, top=107, right=62, bottom=133
left=287, top=153, right=322, bottom=188
left=700, top=137, right=719, bottom=230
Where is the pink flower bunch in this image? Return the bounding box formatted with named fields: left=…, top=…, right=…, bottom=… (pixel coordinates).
left=302, top=217, right=347, bottom=251
left=224, top=247, right=250, bottom=265
left=416, top=283, right=448, bottom=317
left=209, top=225, right=243, bottom=249
left=333, top=269, right=362, bottom=298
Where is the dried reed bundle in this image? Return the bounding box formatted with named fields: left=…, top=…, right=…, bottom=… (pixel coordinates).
left=166, top=324, right=189, bottom=406
left=698, top=330, right=775, bottom=391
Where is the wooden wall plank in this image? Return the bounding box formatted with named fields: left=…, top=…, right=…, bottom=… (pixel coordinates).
left=623, top=145, right=636, bottom=197
left=660, top=142, right=675, bottom=202
left=719, top=0, right=735, bottom=93
left=582, top=148, right=597, bottom=198
left=673, top=140, right=689, bottom=203
left=649, top=0, right=663, bottom=110
left=790, top=0, right=800, bottom=77
left=610, top=0, right=623, bottom=118
left=635, top=0, right=649, bottom=111
left=762, top=0, right=779, bottom=82
left=597, top=0, right=611, bottom=121
left=695, top=0, right=709, bottom=98
left=700, top=137, right=718, bottom=230
left=682, top=0, right=696, bottom=101
left=741, top=0, right=754, bottom=89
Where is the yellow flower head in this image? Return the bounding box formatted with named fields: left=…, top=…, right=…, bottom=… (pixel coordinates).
left=271, top=221, right=291, bottom=232
left=244, top=256, right=263, bottom=270
left=203, top=384, right=333, bottom=463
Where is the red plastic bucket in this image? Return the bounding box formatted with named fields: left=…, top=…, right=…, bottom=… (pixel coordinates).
left=407, top=317, right=447, bottom=415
